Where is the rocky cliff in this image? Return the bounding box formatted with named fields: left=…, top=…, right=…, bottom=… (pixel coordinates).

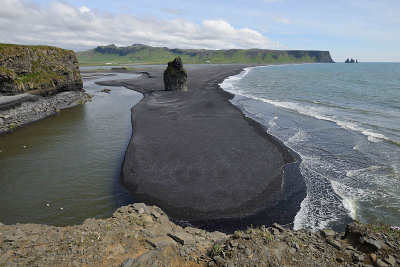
left=0, top=43, right=83, bottom=96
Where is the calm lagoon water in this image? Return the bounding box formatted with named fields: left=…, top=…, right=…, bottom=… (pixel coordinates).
left=0, top=73, right=142, bottom=226
left=221, top=63, right=400, bottom=231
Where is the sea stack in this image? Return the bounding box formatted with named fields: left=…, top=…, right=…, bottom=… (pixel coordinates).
left=163, top=57, right=187, bottom=91
left=345, top=58, right=358, bottom=63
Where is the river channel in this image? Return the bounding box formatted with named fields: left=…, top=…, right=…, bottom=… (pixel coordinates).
left=0, top=73, right=142, bottom=226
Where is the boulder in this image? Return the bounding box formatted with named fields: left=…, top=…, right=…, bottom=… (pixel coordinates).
left=163, top=57, right=187, bottom=91
left=321, top=229, right=336, bottom=238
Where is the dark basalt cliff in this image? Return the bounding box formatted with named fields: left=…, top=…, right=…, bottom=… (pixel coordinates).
left=286, top=50, right=334, bottom=63
left=0, top=43, right=83, bottom=96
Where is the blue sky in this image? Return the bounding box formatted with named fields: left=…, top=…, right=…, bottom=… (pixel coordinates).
left=1, top=0, right=399, bottom=61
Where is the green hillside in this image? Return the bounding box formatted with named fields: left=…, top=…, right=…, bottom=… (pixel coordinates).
left=77, top=44, right=334, bottom=66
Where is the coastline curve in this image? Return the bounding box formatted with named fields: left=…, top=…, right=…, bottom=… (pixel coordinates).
left=100, top=64, right=307, bottom=232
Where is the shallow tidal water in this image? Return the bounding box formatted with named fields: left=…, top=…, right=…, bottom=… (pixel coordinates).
left=221, top=63, right=400, bottom=231
left=0, top=73, right=142, bottom=226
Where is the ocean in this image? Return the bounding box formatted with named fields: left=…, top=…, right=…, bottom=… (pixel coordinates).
left=220, top=63, right=400, bottom=231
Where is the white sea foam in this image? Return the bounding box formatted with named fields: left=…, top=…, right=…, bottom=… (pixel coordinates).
left=293, top=194, right=312, bottom=230
left=346, top=166, right=381, bottom=178
left=268, top=116, right=278, bottom=127
left=292, top=157, right=351, bottom=232
left=288, top=129, right=309, bottom=144
left=235, top=92, right=396, bottom=145
left=219, top=67, right=255, bottom=94
left=293, top=193, right=331, bottom=231
left=331, top=180, right=358, bottom=219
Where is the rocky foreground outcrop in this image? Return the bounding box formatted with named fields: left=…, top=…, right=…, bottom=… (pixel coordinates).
left=1, top=203, right=399, bottom=266
left=0, top=43, right=83, bottom=96
left=163, top=57, right=188, bottom=91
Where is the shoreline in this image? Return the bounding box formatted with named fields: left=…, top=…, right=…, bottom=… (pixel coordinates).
left=96, top=64, right=306, bottom=232
left=0, top=91, right=91, bottom=136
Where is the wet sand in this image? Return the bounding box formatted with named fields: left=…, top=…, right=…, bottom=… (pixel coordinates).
left=96, top=64, right=306, bottom=232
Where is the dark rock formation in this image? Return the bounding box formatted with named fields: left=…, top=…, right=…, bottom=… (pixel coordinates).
left=345, top=58, right=358, bottom=63
left=0, top=43, right=83, bottom=96
left=163, top=57, right=187, bottom=91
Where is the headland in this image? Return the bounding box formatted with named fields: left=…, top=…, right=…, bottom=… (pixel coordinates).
left=0, top=43, right=90, bottom=135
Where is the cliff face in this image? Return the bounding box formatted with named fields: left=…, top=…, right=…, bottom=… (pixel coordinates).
left=77, top=44, right=335, bottom=65
left=287, top=50, right=334, bottom=63
left=0, top=44, right=83, bottom=96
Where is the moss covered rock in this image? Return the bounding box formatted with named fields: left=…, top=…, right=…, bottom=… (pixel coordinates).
left=0, top=43, right=83, bottom=96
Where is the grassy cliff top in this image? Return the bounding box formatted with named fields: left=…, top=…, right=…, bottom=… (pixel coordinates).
left=0, top=43, right=75, bottom=53
left=77, top=44, right=334, bottom=66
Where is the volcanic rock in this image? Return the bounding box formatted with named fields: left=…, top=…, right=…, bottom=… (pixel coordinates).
left=163, top=57, right=187, bottom=91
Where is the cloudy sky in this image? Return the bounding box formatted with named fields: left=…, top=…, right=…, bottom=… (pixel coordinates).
left=1, top=0, right=399, bottom=62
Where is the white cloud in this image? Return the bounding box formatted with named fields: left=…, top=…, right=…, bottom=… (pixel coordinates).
left=0, top=0, right=282, bottom=51
left=79, top=6, right=91, bottom=14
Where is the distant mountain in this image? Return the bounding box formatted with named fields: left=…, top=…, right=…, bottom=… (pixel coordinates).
left=76, top=44, right=335, bottom=65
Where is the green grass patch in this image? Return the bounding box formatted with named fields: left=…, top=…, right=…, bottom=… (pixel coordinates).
left=208, top=244, right=223, bottom=257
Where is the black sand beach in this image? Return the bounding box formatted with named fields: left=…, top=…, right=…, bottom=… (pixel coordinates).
left=96, top=64, right=306, bottom=232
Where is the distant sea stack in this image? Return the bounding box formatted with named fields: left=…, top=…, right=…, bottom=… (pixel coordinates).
left=77, top=44, right=335, bottom=65
left=0, top=43, right=83, bottom=96
left=163, top=57, right=187, bottom=91
left=345, top=58, right=358, bottom=63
